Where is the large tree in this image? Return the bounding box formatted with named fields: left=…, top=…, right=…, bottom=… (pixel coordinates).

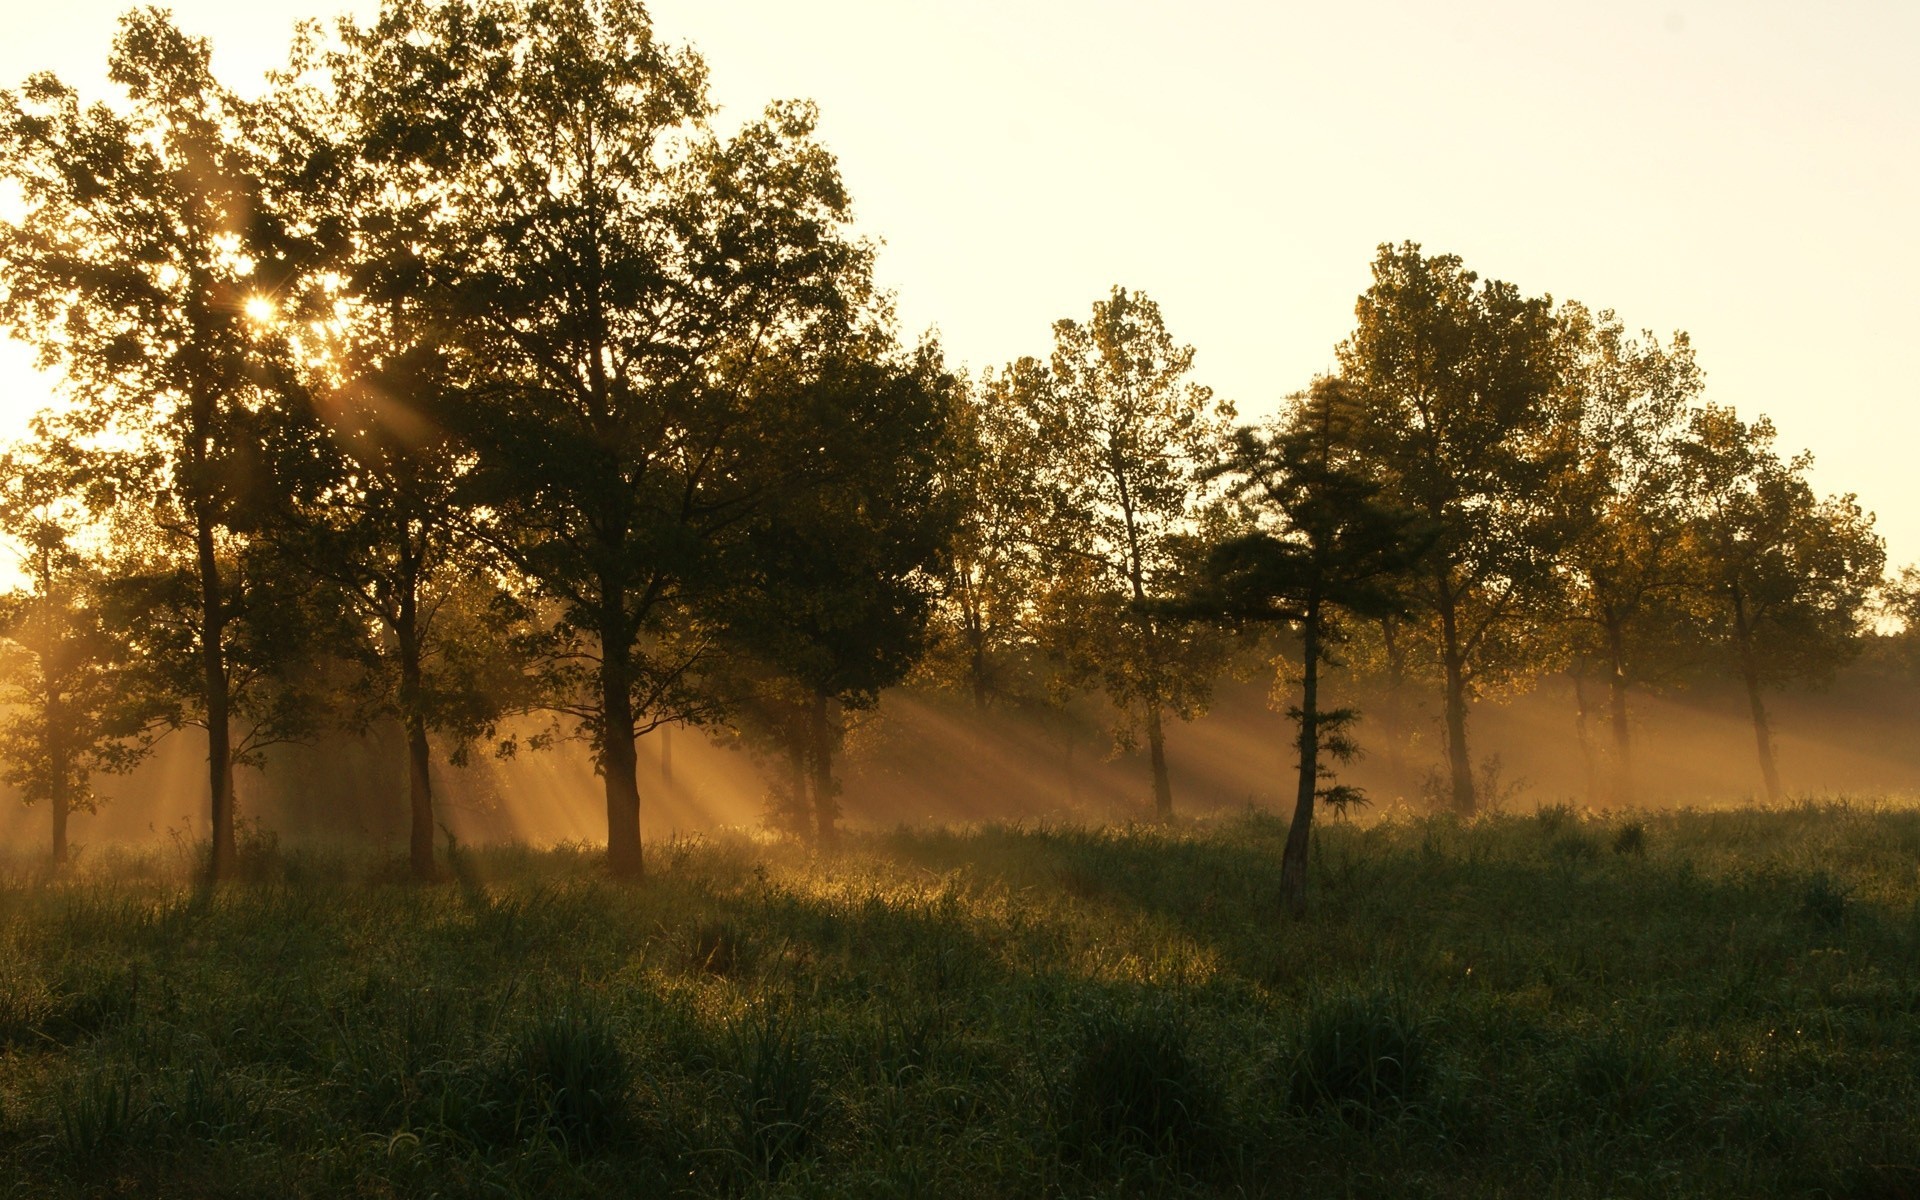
left=1339, top=243, right=1565, bottom=813
left=1675, top=405, right=1884, bottom=803
left=0, top=12, right=317, bottom=877
left=1022, top=287, right=1234, bottom=821
left=1546, top=303, right=1702, bottom=804
left=335, top=0, right=877, bottom=875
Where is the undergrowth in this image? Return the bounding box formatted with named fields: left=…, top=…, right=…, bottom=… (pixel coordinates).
left=2, top=800, right=1919, bottom=1197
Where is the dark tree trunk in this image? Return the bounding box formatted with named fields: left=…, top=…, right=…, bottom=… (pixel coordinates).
left=1280, top=602, right=1321, bottom=918
left=1731, top=588, right=1784, bottom=804
left=599, top=599, right=643, bottom=878
left=1145, top=702, right=1173, bottom=823
left=395, top=543, right=436, bottom=881
left=1604, top=615, right=1634, bottom=805
left=809, top=690, right=838, bottom=845
left=1438, top=594, right=1475, bottom=814
left=196, top=504, right=237, bottom=881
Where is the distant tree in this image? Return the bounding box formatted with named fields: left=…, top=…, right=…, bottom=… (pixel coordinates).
left=335, top=0, right=878, bottom=875
left=724, top=342, right=956, bottom=843
left=1675, top=405, right=1884, bottom=803
left=923, top=360, right=1054, bottom=712
left=1186, top=379, right=1427, bottom=914
left=1339, top=243, right=1565, bottom=813
left=1546, top=303, right=1702, bottom=803
left=0, top=433, right=155, bottom=863
left=1023, top=287, right=1234, bottom=821
left=0, top=13, right=322, bottom=877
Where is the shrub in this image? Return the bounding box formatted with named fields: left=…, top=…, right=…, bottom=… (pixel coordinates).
left=1612, top=820, right=1648, bottom=857
left=1058, top=1001, right=1213, bottom=1166
left=1288, top=991, right=1428, bottom=1127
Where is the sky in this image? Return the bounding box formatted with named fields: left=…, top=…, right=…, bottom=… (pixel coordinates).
left=3, top=0, right=1917, bottom=565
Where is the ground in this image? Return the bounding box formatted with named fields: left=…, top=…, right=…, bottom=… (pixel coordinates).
left=3, top=800, right=1919, bottom=1197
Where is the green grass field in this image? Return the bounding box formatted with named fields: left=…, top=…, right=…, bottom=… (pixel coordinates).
left=4, top=801, right=1920, bottom=1197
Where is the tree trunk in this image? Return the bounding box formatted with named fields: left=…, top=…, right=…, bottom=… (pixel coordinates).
left=1731, top=589, right=1784, bottom=804
left=397, top=643, right=434, bottom=884
left=660, top=722, right=673, bottom=787
left=196, top=506, right=237, bottom=881
left=809, top=690, right=838, bottom=845
left=1280, top=603, right=1320, bottom=918
left=1145, top=702, right=1173, bottom=822
left=599, top=607, right=643, bottom=878
left=1604, top=615, right=1634, bottom=805
left=1438, top=596, right=1475, bottom=814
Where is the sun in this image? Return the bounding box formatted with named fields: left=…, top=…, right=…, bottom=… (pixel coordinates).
left=243, top=294, right=278, bottom=324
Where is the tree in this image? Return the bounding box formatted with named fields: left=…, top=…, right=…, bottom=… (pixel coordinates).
left=1675, top=405, right=1884, bottom=803
left=1339, top=243, right=1564, bottom=813
left=1546, top=303, right=1702, bottom=804
left=1023, top=287, right=1234, bottom=821
left=0, top=12, right=319, bottom=877
left=1186, top=379, right=1426, bottom=914
left=724, top=342, right=956, bottom=843
left=336, top=0, right=877, bottom=875
left=0, top=432, right=154, bottom=863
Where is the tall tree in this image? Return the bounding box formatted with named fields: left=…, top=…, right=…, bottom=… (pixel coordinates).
left=1339, top=243, right=1564, bottom=813
left=1187, top=379, right=1426, bottom=914
left=0, top=432, right=154, bottom=863
left=1024, top=287, right=1233, bottom=821
left=1546, top=303, right=1701, bottom=804
left=0, top=12, right=314, bottom=877
left=336, top=0, right=876, bottom=875
left=1675, top=405, right=1884, bottom=803
left=726, top=342, right=956, bottom=842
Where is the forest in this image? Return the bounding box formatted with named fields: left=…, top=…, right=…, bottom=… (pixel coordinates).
left=2, top=3, right=1918, bottom=1195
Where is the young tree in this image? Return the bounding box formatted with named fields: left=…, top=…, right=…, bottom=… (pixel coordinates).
left=1546, top=303, right=1702, bottom=804
left=1024, top=287, right=1234, bottom=821
left=1675, top=405, right=1884, bottom=802
left=1339, top=243, right=1564, bottom=813
left=0, top=13, right=317, bottom=877
left=1187, top=379, right=1426, bottom=914
left=336, top=0, right=878, bottom=875
left=0, top=434, right=154, bottom=863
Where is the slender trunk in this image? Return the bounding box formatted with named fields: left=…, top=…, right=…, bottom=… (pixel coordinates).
left=398, top=640, right=434, bottom=883
left=1604, top=615, right=1634, bottom=805
left=1571, top=671, right=1599, bottom=808
left=1731, top=588, right=1783, bottom=804
left=1145, top=703, right=1173, bottom=822
left=1438, top=594, right=1475, bottom=814
left=600, top=600, right=643, bottom=877
left=809, top=690, right=837, bottom=845
left=196, top=505, right=237, bottom=880
left=1280, top=603, right=1321, bottom=918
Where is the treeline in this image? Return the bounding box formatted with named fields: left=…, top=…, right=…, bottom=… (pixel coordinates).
left=0, top=1, right=1901, bottom=893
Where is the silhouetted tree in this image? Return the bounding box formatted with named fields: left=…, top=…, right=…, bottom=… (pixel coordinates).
left=1187, top=379, right=1426, bottom=914
left=0, top=12, right=321, bottom=877
left=334, top=0, right=877, bottom=875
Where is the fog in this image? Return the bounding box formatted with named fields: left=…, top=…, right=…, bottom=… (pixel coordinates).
left=4, top=661, right=1916, bottom=859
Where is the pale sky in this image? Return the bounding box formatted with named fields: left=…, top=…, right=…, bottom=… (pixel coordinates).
left=4, top=1, right=1916, bottom=566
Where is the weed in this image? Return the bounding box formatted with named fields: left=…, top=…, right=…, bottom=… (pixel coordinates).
left=54, top=1068, right=140, bottom=1163
left=728, top=1004, right=827, bottom=1179
left=505, top=1003, right=632, bottom=1154
left=1799, top=870, right=1850, bottom=931
left=1613, top=820, right=1648, bottom=856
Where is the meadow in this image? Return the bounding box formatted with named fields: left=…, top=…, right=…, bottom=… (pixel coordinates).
left=4, top=801, right=1920, bottom=1198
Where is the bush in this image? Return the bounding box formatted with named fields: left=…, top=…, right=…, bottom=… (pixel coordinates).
left=1612, top=820, right=1648, bottom=856
left=1288, top=991, right=1428, bottom=1127
left=1058, top=1001, right=1213, bottom=1166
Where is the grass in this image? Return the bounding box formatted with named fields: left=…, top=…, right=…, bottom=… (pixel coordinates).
left=3, top=799, right=1920, bottom=1196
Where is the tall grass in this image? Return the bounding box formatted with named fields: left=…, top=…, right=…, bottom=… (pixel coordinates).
left=2, top=800, right=1919, bottom=1196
